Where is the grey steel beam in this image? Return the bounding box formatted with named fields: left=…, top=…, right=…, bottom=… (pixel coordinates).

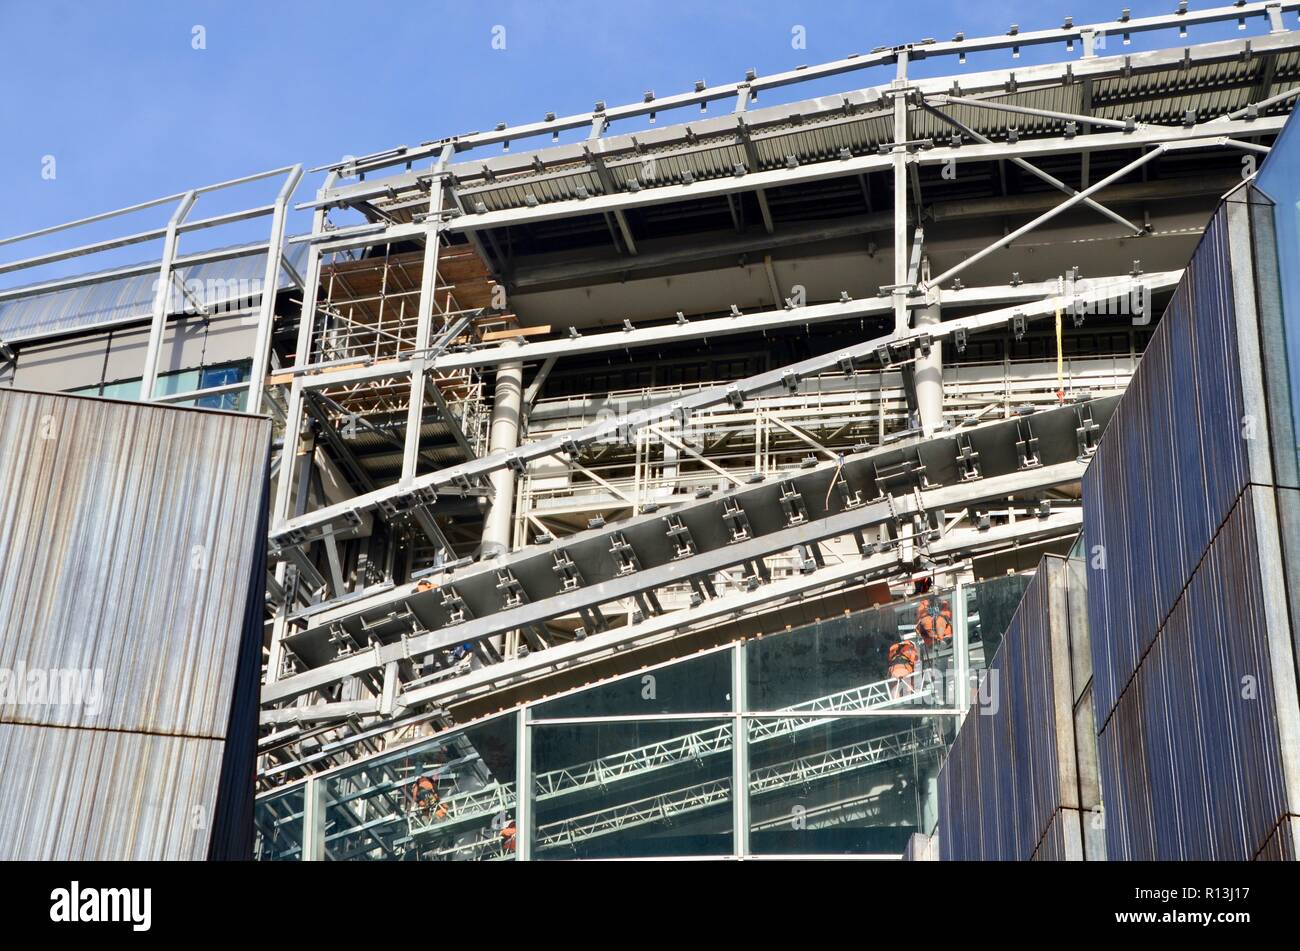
left=273, top=171, right=340, bottom=529
left=396, top=509, right=1075, bottom=713
left=919, top=101, right=1144, bottom=236
left=927, top=92, right=1156, bottom=133
left=139, top=190, right=197, bottom=402
left=893, top=53, right=910, bottom=335
left=923, top=145, right=1168, bottom=291
left=292, top=268, right=1175, bottom=394
left=248, top=165, right=304, bottom=415
left=302, top=29, right=1300, bottom=225
left=401, top=144, right=455, bottom=484
left=266, top=468, right=1087, bottom=710
left=263, top=395, right=1108, bottom=705
left=270, top=271, right=1176, bottom=547
left=439, top=117, right=1284, bottom=235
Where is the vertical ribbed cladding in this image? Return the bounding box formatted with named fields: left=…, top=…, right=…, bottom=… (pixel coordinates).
left=1082, top=440, right=1115, bottom=720
left=0, top=389, right=270, bottom=859
left=1162, top=595, right=1212, bottom=859
left=1144, top=319, right=1187, bottom=628
left=207, top=451, right=270, bottom=860
left=1140, top=624, right=1179, bottom=859
left=1187, top=533, right=1240, bottom=859
left=1085, top=206, right=1251, bottom=720
left=1216, top=490, right=1289, bottom=857
left=0, top=390, right=270, bottom=736
left=1122, top=343, right=1158, bottom=688
left=1096, top=489, right=1290, bottom=859
left=0, top=724, right=225, bottom=860
left=996, top=606, right=1022, bottom=858
left=1083, top=188, right=1300, bottom=859
left=1165, top=277, right=1213, bottom=594
left=934, top=557, right=1094, bottom=859
left=1031, top=810, right=1065, bottom=861
left=1191, top=209, right=1249, bottom=531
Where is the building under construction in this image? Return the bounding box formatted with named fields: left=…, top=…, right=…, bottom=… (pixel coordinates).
left=2, top=2, right=1300, bottom=861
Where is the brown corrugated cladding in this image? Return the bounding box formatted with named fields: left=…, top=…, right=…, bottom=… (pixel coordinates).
left=936, top=556, right=1097, bottom=860
left=0, top=389, right=269, bottom=859
left=1082, top=185, right=1300, bottom=860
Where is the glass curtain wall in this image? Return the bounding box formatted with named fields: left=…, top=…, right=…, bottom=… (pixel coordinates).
left=257, top=573, right=1031, bottom=860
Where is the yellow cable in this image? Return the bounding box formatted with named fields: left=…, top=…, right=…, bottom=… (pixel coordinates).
left=1055, top=306, right=1064, bottom=402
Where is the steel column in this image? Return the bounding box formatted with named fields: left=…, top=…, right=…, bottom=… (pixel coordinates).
left=915, top=301, right=943, bottom=434
left=246, top=165, right=304, bottom=415
left=139, top=190, right=197, bottom=401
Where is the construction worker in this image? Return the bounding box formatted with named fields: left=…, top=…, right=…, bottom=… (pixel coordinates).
left=500, top=819, right=518, bottom=854
left=887, top=636, right=920, bottom=699
left=914, top=597, right=953, bottom=651
left=410, top=776, right=449, bottom=821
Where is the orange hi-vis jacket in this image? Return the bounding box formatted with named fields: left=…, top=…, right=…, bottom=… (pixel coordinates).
left=887, top=640, right=919, bottom=677
left=915, top=598, right=953, bottom=647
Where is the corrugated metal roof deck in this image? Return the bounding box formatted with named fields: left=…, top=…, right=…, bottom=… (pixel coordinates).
left=432, top=45, right=1300, bottom=220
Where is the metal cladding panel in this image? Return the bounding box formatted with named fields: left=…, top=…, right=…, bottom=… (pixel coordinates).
left=0, top=389, right=268, bottom=859
left=1191, top=212, right=1249, bottom=529
left=1256, top=817, right=1298, bottom=860
left=1083, top=183, right=1300, bottom=858
left=935, top=557, right=1091, bottom=860
left=1084, top=205, right=1249, bottom=725
left=1162, top=595, right=1213, bottom=859
left=1212, top=491, right=1290, bottom=858
left=1143, top=335, right=1188, bottom=630
left=0, top=389, right=270, bottom=738
left=0, top=722, right=224, bottom=860
left=1165, top=279, right=1213, bottom=593
left=1123, top=362, right=1159, bottom=672
left=1140, top=628, right=1179, bottom=860
left=1031, top=808, right=1085, bottom=862
left=1098, top=489, right=1290, bottom=860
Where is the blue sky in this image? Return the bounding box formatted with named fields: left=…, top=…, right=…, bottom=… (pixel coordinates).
left=0, top=0, right=1234, bottom=255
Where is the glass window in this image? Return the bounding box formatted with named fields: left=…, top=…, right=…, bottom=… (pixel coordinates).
left=320, top=713, right=518, bottom=861
left=531, top=648, right=732, bottom=719
left=965, top=572, right=1032, bottom=668
left=196, top=362, right=250, bottom=410
left=253, top=786, right=304, bottom=861
left=747, top=715, right=948, bottom=855
left=530, top=718, right=734, bottom=859
left=745, top=594, right=961, bottom=713
left=153, top=368, right=201, bottom=398
left=63, top=361, right=249, bottom=410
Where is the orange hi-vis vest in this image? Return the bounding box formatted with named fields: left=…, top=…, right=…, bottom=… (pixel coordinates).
left=915, top=598, right=953, bottom=647
left=411, top=776, right=438, bottom=810
left=888, top=640, right=919, bottom=677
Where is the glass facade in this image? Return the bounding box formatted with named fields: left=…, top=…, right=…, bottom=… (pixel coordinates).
left=1254, top=114, right=1300, bottom=479
left=256, top=573, right=1033, bottom=860
left=71, top=359, right=251, bottom=410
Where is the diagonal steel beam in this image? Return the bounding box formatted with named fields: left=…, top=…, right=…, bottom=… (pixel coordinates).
left=920, top=101, right=1144, bottom=236
left=923, top=145, right=1167, bottom=290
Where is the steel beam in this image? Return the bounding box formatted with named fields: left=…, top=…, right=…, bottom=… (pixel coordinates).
left=247, top=165, right=304, bottom=415
left=138, top=190, right=197, bottom=401
left=263, top=395, right=1107, bottom=705
left=270, top=271, right=1176, bottom=548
